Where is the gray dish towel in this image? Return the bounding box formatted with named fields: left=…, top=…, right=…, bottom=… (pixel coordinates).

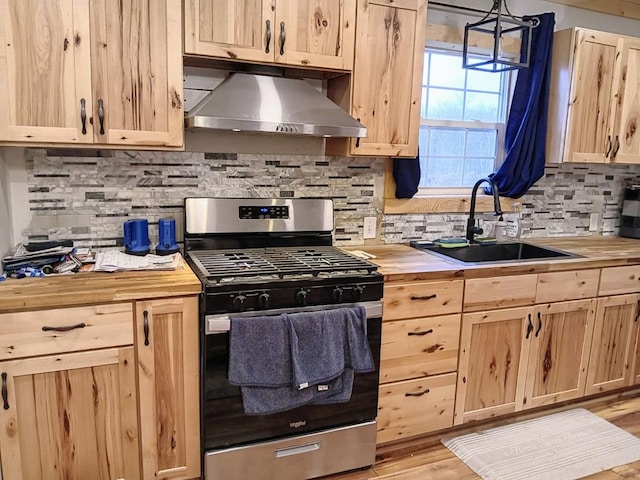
left=285, top=306, right=374, bottom=390
left=227, top=306, right=374, bottom=415
left=228, top=314, right=291, bottom=387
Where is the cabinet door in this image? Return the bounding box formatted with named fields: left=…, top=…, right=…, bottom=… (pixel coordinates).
left=525, top=299, right=596, bottom=409
left=454, top=307, right=532, bottom=425
left=0, top=348, right=139, bottom=480
left=565, top=30, right=620, bottom=163
left=586, top=294, right=639, bottom=394
left=348, top=0, right=426, bottom=157
left=611, top=38, right=640, bottom=164
left=136, top=297, right=200, bottom=480
left=0, top=0, right=93, bottom=144
left=184, top=0, right=275, bottom=64
left=89, top=0, right=183, bottom=147
left=275, top=0, right=355, bottom=70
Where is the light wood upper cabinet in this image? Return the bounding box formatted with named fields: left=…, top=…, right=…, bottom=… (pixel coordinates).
left=0, top=348, right=140, bottom=480
left=524, top=300, right=596, bottom=409
left=586, top=294, right=640, bottom=395
left=135, top=297, right=200, bottom=480
left=547, top=28, right=640, bottom=164
left=0, top=0, right=183, bottom=148
left=329, top=0, right=426, bottom=157
left=184, top=0, right=356, bottom=71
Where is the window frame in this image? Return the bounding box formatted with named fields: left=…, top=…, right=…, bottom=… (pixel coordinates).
left=383, top=23, right=521, bottom=214
left=418, top=48, right=512, bottom=195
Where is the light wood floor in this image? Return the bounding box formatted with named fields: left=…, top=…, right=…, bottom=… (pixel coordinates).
left=322, top=391, right=640, bottom=480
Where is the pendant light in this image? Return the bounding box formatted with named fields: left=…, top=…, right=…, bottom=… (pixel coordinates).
left=462, top=0, right=535, bottom=72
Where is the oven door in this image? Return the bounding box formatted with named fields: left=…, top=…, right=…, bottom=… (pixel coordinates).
left=202, top=301, right=382, bottom=451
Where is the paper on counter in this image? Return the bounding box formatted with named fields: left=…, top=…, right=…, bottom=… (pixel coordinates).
left=94, top=251, right=183, bottom=272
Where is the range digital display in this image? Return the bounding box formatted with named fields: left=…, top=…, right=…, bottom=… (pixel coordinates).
left=239, top=205, right=290, bottom=219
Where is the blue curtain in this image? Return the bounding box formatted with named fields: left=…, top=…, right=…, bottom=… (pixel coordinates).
left=392, top=149, right=421, bottom=198
left=486, top=12, right=556, bottom=198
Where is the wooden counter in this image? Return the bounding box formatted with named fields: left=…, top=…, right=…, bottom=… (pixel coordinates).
left=0, top=259, right=202, bottom=313
left=344, top=236, right=640, bottom=282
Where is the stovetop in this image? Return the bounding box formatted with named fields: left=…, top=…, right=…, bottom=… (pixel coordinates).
left=188, top=246, right=378, bottom=285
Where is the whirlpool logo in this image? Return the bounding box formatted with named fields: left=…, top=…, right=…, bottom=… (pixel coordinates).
left=289, top=420, right=307, bottom=429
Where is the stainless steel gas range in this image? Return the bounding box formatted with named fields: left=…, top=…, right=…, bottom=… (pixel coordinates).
left=183, top=198, right=383, bottom=480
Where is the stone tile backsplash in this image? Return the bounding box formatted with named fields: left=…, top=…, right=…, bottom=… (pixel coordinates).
left=24, top=149, right=383, bottom=248
left=22, top=149, right=640, bottom=248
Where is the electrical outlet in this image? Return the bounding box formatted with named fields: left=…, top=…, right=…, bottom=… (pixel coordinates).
left=363, top=217, right=377, bottom=239
left=589, top=213, right=599, bottom=232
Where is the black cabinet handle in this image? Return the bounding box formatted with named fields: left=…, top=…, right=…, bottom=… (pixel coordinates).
left=265, top=20, right=271, bottom=53
left=143, top=310, right=150, bottom=346
left=410, top=294, right=437, bottom=301
left=405, top=388, right=430, bottom=397
left=605, top=135, right=612, bottom=157
left=355, top=118, right=361, bottom=148
left=408, top=329, right=433, bottom=336
left=1, top=373, right=8, bottom=410
left=613, top=135, right=620, bottom=157
left=526, top=314, right=533, bottom=339
left=279, top=21, right=286, bottom=55
left=97, top=99, right=105, bottom=135
left=535, top=312, right=542, bottom=337
left=80, top=98, right=87, bottom=135
left=635, top=300, right=640, bottom=323
left=42, top=322, right=86, bottom=332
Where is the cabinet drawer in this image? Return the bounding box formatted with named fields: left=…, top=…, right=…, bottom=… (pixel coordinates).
left=535, top=269, right=600, bottom=303
left=377, top=372, right=456, bottom=444
left=464, top=274, right=537, bottom=312
left=383, top=280, right=463, bottom=321
left=0, top=303, right=134, bottom=360
left=599, top=266, right=640, bottom=296
left=380, top=314, right=460, bottom=383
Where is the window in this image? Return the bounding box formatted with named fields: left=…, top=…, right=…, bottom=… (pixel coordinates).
left=419, top=50, right=511, bottom=193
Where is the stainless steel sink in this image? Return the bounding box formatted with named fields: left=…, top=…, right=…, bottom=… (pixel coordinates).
left=410, top=241, right=580, bottom=265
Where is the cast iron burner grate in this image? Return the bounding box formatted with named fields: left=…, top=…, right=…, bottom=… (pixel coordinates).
left=188, top=246, right=377, bottom=283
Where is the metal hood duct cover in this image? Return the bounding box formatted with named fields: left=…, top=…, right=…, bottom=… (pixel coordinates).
left=184, top=73, right=366, bottom=138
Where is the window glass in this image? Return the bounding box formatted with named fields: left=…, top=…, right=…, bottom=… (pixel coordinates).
left=418, top=49, right=510, bottom=191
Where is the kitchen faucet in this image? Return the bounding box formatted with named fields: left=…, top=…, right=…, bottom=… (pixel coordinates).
left=466, top=177, right=504, bottom=243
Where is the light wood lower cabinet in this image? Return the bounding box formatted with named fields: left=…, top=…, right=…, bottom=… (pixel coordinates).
left=634, top=326, right=640, bottom=385
left=524, top=300, right=596, bottom=409
left=378, top=280, right=461, bottom=443
left=135, top=297, right=200, bottom=480
left=455, top=299, right=597, bottom=424
left=455, top=307, right=532, bottom=425
left=0, top=348, right=140, bottom=480
left=586, top=294, right=640, bottom=394
left=0, top=296, right=201, bottom=480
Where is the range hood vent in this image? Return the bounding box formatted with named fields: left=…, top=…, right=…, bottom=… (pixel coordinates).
left=184, top=72, right=366, bottom=138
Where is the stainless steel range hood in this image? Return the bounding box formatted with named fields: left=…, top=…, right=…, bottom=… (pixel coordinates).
left=184, top=72, right=366, bottom=138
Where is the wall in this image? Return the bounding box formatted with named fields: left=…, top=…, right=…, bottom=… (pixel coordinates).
left=430, top=0, right=640, bottom=35
left=19, top=149, right=383, bottom=249
left=0, top=150, right=12, bottom=264
left=13, top=149, right=640, bottom=249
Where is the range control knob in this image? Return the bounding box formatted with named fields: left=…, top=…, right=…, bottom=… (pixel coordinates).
left=232, top=294, right=247, bottom=312
left=258, top=293, right=271, bottom=310
left=295, top=289, right=308, bottom=307
left=351, top=285, right=365, bottom=302
left=331, top=287, right=344, bottom=303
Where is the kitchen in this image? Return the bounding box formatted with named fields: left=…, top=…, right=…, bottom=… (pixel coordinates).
left=1, top=0, right=640, bottom=479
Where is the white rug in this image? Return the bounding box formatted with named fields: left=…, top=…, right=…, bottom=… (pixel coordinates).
left=442, top=408, right=640, bottom=480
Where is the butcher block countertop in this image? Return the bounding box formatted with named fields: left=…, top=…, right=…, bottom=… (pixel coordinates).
left=344, top=236, right=640, bottom=282
left=0, top=259, right=202, bottom=313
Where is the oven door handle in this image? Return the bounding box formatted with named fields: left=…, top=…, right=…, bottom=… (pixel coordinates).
left=206, top=301, right=382, bottom=335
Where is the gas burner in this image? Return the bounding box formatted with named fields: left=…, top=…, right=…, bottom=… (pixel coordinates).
left=188, top=246, right=377, bottom=285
